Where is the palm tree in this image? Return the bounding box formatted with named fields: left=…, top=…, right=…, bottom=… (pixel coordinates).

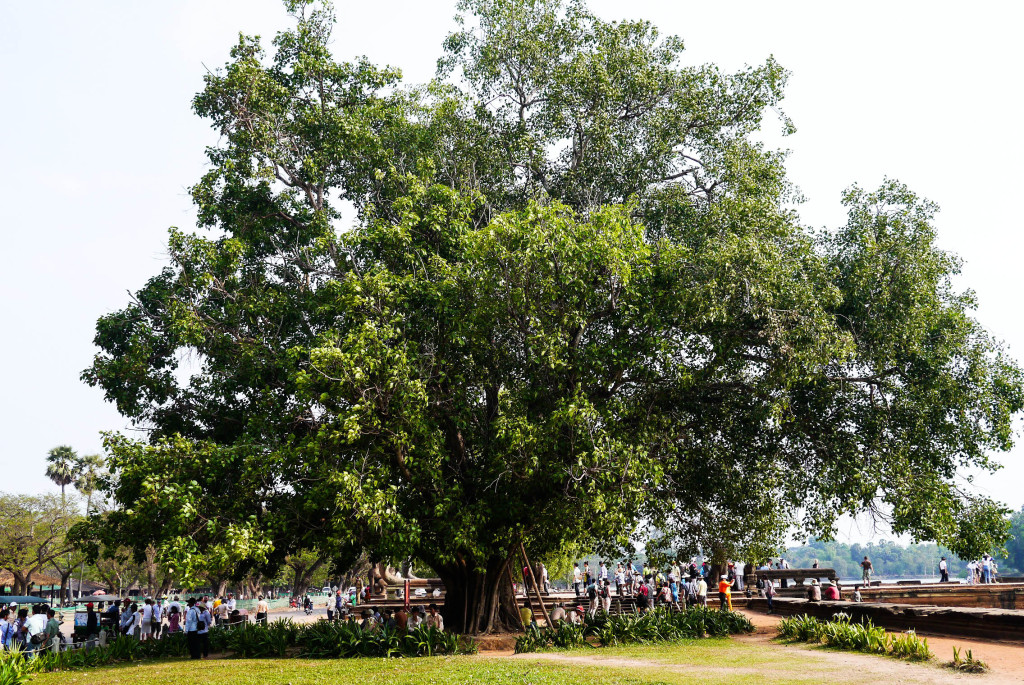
left=45, top=445, right=81, bottom=507
left=74, top=453, right=106, bottom=597
left=75, top=453, right=105, bottom=516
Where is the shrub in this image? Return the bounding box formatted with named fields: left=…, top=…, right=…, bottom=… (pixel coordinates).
left=778, top=613, right=931, bottom=662
left=514, top=607, right=754, bottom=653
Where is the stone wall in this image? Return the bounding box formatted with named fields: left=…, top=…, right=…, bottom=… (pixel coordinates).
left=855, top=583, right=1024, bottom=610
left=747, top=597, right=1024, bottom=643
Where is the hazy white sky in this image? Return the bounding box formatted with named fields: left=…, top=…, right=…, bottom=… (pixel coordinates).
left=2, top=1, right=1022, bottom=544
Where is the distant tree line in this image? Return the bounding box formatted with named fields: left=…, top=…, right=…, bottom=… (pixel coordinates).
left=784, top=536, right=1021, bottom=579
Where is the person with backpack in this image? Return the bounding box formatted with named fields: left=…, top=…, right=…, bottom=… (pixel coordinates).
left=600, top=579, right=612, bottom=613
left=119, top=602, right=133, bottom=635
left=635, top=579, right=650, bottom=613
left=23, top=605, right=48, bottom=654
left=586, top=579, right=599, bottom=617
left=197, top=599, right=213, bottom=658
left=185, top=598, right=203, bottom=659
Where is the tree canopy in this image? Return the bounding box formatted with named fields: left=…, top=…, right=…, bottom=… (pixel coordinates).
left=82, top=0, right=1023, bottom=632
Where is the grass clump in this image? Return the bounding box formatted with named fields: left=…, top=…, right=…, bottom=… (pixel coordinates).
left=946, top=646, right=988, bottom=673
left=777, top=612, right=931, bottom=661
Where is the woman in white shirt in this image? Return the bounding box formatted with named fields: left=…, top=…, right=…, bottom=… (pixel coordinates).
left=140, top=600, right=154, bottom=641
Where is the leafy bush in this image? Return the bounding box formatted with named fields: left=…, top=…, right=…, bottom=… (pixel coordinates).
left=7, top=618, right=472, bottom=673
left=777, top=613, right=931, bottom=662
left=514, top=607, right=754, bottom=653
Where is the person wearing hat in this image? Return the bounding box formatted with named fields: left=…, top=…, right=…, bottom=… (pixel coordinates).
left=86, top=602, right=98, bottom=637
left=717, top=575, right=732, bottom=611
left=807, top=579, right=822, bottom=602
left=184, top=598, right=203, bottom=659
left=939, top=556, right=949, bottom=583
left=822, top=580, right=840, bottom=601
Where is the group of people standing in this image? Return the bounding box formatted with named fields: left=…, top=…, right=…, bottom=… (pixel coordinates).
left=0, top=604, right=60, bottom=652
left=565, top=560, right=717, bottom=616
left=965, top=555, right=999, bottom=584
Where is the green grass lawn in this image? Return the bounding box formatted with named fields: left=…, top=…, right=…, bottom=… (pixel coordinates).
left=32, top=639, right=939, bottom=685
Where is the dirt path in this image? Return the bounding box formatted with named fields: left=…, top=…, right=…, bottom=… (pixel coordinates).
left=738, top=609, right=1024, bottom=684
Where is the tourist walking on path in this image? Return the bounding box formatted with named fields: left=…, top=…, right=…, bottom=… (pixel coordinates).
left=763, top=577, right=775, bottom=613
left=572, top=563, right=582, bottom=597
left=861, top=556, right=873, bottom=585
left=939, top=556, right=949, bottom=583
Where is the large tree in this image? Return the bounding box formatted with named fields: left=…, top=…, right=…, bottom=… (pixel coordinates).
left=0, top=493, right=79, bottom=596
left=82, top=0, right=1023, bottom=632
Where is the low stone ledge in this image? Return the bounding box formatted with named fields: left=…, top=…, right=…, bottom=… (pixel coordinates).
left=748, top=597, right=1024, bottom=643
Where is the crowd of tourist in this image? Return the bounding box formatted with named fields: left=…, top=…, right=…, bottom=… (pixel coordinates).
left=966, top=554, right=1000, bottom=584
left=0, top=604, right=60, bottom=653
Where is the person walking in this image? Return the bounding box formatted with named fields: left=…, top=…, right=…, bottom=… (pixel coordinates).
left=763, top=577, right=775, bottom=614
left=717, top=575, right=732, bottom=611
left=939, top=556, right=949, bottom=583
left=860, top=556, right=873, bottom=585
left=572, top=563, right=583, bottom=597
left=586, top=579, right=599, bottom=617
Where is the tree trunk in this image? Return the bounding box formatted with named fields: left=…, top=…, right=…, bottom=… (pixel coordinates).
left=434, top=554, right=521, bottom=634
left=58, top=569, right=73, bottom=605
left=12, top=571, right=28, bottom=596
